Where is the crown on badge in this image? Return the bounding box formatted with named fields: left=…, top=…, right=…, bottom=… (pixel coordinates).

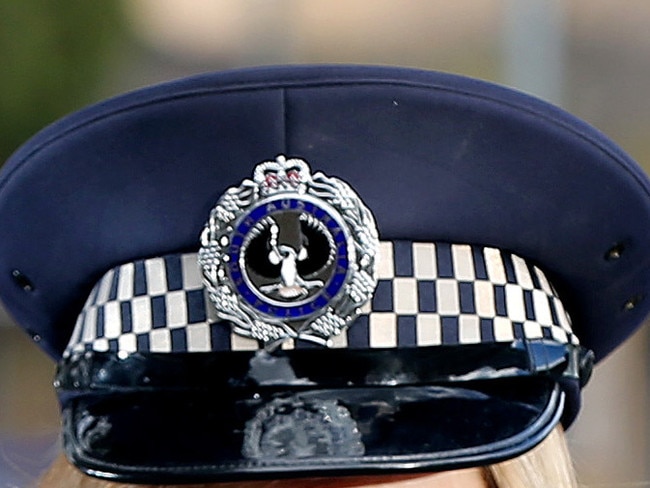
left=198, top=155, right=379, bottom=348
left=254, top=155, right=311, bottom=194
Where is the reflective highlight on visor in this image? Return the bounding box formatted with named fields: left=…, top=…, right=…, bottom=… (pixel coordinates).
left=242, top=396, right=365, bottom=460
left=61, top=378, right=563, bottom=483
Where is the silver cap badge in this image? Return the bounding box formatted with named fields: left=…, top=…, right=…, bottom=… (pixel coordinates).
left=199, top=156, right=379, bottom=347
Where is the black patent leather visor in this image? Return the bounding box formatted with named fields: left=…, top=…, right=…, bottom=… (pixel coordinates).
left=56, top=343, right=585, bottom=484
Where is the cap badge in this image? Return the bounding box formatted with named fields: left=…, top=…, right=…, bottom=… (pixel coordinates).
left=199, top=156, right=379, bottom=347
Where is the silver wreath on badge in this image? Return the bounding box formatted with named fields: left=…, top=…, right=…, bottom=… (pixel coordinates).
left=198, top=155, right=379, bottom=347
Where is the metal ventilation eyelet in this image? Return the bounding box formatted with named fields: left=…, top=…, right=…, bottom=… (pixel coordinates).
left=11, top=269, right=34, bottom=292
left=605, top=243, right=626, bottom=261
left=24, top=328, right=42, bottom=343
left=623, top=295, right=644, bottom=311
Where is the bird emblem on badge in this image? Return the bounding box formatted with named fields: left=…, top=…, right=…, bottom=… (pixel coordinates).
left=198, top=156, right=379, bottom=348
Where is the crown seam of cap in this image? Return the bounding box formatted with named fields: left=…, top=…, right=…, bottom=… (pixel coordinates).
left=281, top=86, right=288, bottom=155
left=1, top=77, right=647, bottom=201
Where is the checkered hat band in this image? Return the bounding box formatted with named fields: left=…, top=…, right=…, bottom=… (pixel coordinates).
left=64, top=241, right=577, bottom=356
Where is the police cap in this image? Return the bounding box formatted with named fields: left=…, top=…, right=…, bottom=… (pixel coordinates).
left=0, top=65, right=649, bottom=483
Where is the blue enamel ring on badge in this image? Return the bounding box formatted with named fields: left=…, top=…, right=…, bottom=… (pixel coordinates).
left=228, top=195, right=350, bottom=320
left=199, top=156, right=379, bottom=346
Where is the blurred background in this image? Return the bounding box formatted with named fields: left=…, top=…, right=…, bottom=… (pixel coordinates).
left=1, top=1, right=650, bottom=486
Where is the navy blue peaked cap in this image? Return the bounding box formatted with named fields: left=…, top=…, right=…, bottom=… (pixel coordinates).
left=1, top=65, right=648, bottom=361
left=1, top=65, right=650, bottom=482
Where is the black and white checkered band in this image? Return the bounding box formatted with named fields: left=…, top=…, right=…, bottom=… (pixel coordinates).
left=64, top=241, right=578, bottom=356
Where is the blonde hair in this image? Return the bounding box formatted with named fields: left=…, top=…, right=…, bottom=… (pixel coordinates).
left=38, top=426, right=576, bottom=488
left=486, top=426, right=578, bottom=488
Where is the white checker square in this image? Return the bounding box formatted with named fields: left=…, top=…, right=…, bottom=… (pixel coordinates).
left=484, top=248, right=507, bottom=285
left=117, top=263, right=135, bottom=300
left=493, top=317, right=515, bottom=342
left=359, top=301, right=372, bottom=314
left=452, top=244, right=475, bottom=281
left=103, top=301, right=122, bottom=338
left=377, top=242, right=395, bottom=279
left=230, top=333, right=260, bottom=351
left=532, top=289, right=552, bottom=326
left=436, top=279, right=460, bottom=315
left=145, top=258, right=167, bottom=295
left=505, top=284, right=526, bottom=322
left=329, top=331, right=348, bottom=349
left=182, top=253, right=203, bottom=290
left=416, top=314, right=441, bottom=346
left=132, top=296, right=153, bottom=334
left=393, top=278, right=418, bottom=314
left=534, top=266, right=553, bottom=295
left=166, top=291, right=188, bottom=328
left=369, top=313, right=397, bottom=348
left=281, top=339, right=295, bottom=350
left=118, top=333, right=137, bottom=353
left=512, top=255, right=534, bottom=289
left=413, top=242, right=437, bottom=279
left=150, top=328, right=172, bottom=353
left=459, top=315, right=481, bottom=344
left=93, top=338, right=110, bottom=352
left=186, top=323, right=211, bottom=352
left=81, top=307, right=98, bottom=343
left=551, top=326, right=568, bottom=344
left=474, top=280, right=495, bottom=318
left=523, top=321, right=543, bottom=339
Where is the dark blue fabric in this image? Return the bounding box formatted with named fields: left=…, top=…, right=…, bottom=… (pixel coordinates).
left=459, top=282, right=476, bottom=314
left=396, top=315, right=417, bottom=346
left=186, top=290, right=207, bottom=324
left=393, top=240, right=414, bottom=276
left=163, top=256, right=183, bottom=292
left=96, top=307, right=105, bottom=339
left=480, top=318, right=496, bottom=342
left=441, top=317, right=460, bottom=344
left=471, top=246, right=489, bottom=280
left=502, top=255, right=518, bottom=284
left=495, top=286, right=507, bottom=316
left=170, top=328, right=187, bottom=353
left=435, top=242, right=454, bottom=278
left=417, top=281, right=436, bottom=312
left=119, top=302, right=132, bottom=334
left=347, top=314, right=370, bottom=348
left=151, top=296, right=166, bottom=329
left=209, top=322, right=232, bottom=351
left=0, top=64, right=648, bottom=367
left=133, top=261, right=148, bottom=297
left=372, top=280, right=393, bottom=312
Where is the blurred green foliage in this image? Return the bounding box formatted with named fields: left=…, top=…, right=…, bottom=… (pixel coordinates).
left=0, top=1, right=124, bottom=163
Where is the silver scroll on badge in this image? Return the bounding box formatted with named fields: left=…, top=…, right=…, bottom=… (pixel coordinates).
left=198, top=155, right=379, bottom=347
